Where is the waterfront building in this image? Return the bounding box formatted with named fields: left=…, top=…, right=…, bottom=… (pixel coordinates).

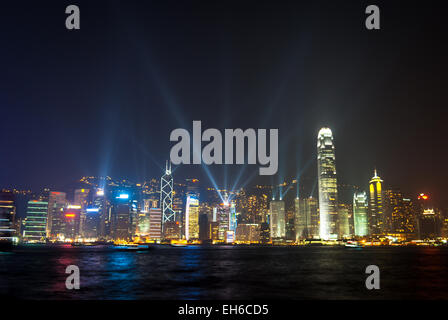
left=235, top=223, right=260, bottom=242
left=317, top=127, right=339, bottom=240
left=160, top=161, right=175, bottom=233
left=163, top=221, right=181, bottom=239
left=209, top=221, right=219, bottom=241
left=295, top=196, right=319, bottom=240
left=369, top=170, right=384, bottom=236
left=110, top=192, right=133, bottom=240
left=353, top=191, right=369, bottom=237
left=214, top=200, right=236, bottom=241
left=418, top=209, right=441, bottom=240
left=63, top=205, right=82, bottom=240
left=199, top=213, right=209, bottom=241
left=383, top=189, right=417, bottom=239
left=46, top=191, right=67, bottom=239
left=269, top=199, right=285, bottom=239
left=23, top=200, right=49, bottom=243
left=338, top=204, right=351, bottom=238
left=148, top=207, right=162, bottom=241
left=416, top=194, right=441, bottom=240
left=0, top=192, right=16, bottom=243
left=260, top=222, right=270, bottom=244
left=185, top=195, right=199, bottom=240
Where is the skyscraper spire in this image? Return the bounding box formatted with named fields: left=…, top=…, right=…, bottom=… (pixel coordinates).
left=160, top=160, right=175, bottom=229
left=317, top=127, right=339, bottom=240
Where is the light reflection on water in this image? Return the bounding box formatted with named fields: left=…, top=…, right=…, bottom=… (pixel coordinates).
left=1, top=245, right=448, bottom=300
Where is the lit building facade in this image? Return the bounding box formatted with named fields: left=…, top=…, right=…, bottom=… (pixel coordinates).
left=148, top=207, right=162, bottom=240
left=269, top=200, right=285, bottom=239
left=338, top=204, right=351, bottom=238
left=235, top=223, right=260, bottom=242
left=185, top=195, right=199, bottom=240
left=23, top=200, right=48, bottom=243
left=63, top=205, right=82, bottom=240
left=214, top=200, right=236, bottom=242
left=110, top=192, right=133, bottom=240
left=160, top=162, right=175, bottom=233
left=317, top=127, right=339, bottom=240
left=0, top=192, right=16, bottom=243
left=353, top=191, right=369, bottom=237
left=384, top=189, right=416, bottom=239
left=369, top=170, right=384, bottom=235
left=46, top=191, right=67, bottom=239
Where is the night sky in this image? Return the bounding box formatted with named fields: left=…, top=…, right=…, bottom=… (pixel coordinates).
left=1, top=1, right=447, bottom=207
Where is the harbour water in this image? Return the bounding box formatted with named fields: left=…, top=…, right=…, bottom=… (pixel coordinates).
left=1, top=245, right=448, bottom=300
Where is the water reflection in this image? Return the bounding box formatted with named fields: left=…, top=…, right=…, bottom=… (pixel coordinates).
left=1, top=245, right=448, bottom=299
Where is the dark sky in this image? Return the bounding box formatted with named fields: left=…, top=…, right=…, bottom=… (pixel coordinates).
left=1, top=1, right=447, bottom=207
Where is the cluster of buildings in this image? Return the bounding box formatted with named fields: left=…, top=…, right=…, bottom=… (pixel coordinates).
left=0, top=128, right=446, bottom=246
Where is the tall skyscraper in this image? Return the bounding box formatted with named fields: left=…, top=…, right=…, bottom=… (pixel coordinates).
left=148, top=207, right=162, bottom=241
left=317, top=127, right=339, bottom=240
left=384, top=189, right=416, bottom=239
left=353, top=191, right=369, bottom=236
left=416, top=193, right=441, bottom=240
left=338, top=204, right=351, bottom=238
left=369, top=169, right=384, bottom=235
left=23, top=200, right=49, bottom=243
left=111, top=192, right=133, bottom=240
left=46, top=191, right=67, bottom=239
left=160, top=161, right=175, bottom=231
left=63, top=205, right=82, bottom=240
left=295, top=196, right=319, bottom=240
left=185, top=195, right=199, bottom=240
left=269, top=199, right=285, bottom=239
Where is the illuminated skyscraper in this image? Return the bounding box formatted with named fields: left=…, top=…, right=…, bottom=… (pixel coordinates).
left=148, top=207, right=162, bottom=241
left=295, top=196, right=319, bottom=240
left=369, top=169, right=384, bottom=235
left=110, top=192, right=133, bottom=240
left=353, top=191, right=369, bottom=237
left=63, top=205, right=82, bottom=240
left=185, top=195, right=199, bottom=240
left=46, top=191, right=66, bottom=238
left=160, top=161, right=175, bottom=230
left=317, top=127, right=339, bottom=240
left=269, top=199, right=285, bottom=239
left=338, top=204, right=351, bottom=238
left=214, top=199, right=235, bottom=242
left=384, top=189, right=416, bottom=239
left=416, top=193, right=441, bottom=240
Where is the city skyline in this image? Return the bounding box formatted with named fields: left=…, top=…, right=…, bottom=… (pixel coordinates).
left=3, top=126, right=445, bottom=246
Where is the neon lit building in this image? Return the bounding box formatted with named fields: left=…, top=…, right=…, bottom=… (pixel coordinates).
left=23, top=200, right=49, bottom=243
left=369, top=169, right=384, bottom=235
left=185, top=195, right=199, bottom=240
left=269, top=199, right=285, bottom=239
left=317, top=127, right=339, bottom=240
left=353, top=191, right=369, bottom=236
